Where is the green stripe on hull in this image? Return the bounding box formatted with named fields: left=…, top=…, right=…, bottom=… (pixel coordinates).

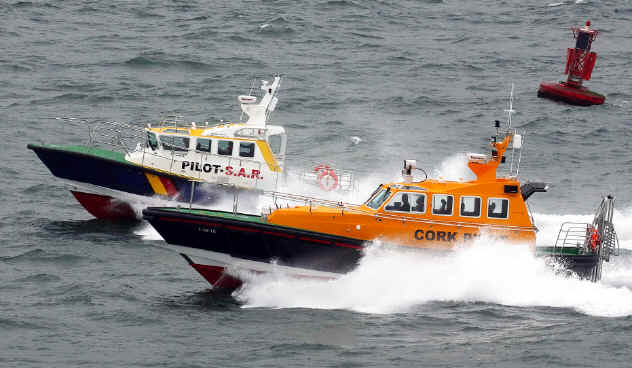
left=535, top=246, right=594, bottom=256
left=158, top=207, right=266, bottom=224
left=28, top=144, right=127, bottom=164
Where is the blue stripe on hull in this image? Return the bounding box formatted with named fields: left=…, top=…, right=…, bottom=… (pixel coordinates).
left=28, top=145, right=234, bottom=205
left=29, top=145, right=155, bottom=195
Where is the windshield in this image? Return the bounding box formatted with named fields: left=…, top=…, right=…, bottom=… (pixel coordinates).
left=268, top=134, right=282, bottom=154
left=161, top=135, right=190, bottom=152
left=147, top=132, right=158, bottom=151
left=366, top=187, right=391, bottom=209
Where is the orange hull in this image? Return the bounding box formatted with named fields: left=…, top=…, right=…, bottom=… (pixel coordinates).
left=267, top=204, right=535, bottom=250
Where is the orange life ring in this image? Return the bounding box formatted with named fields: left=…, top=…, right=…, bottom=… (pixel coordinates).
left=590, top=228, right=600, bottom=250
left=315, top=165, right=338, bottom=191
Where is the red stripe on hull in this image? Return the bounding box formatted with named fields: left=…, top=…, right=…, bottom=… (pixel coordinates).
left=190, top=263, right=242, bottom=290
left=225, top=225, right=260, bottom=233
left=299, top=236, right=331, bottom=245
left=334, top=242, right=363, bottom=249
left=159, top=177, right=178, bottom=197
left=263, top=230, right=296, bottom=239
left=71, top=191, right=138, bottom=220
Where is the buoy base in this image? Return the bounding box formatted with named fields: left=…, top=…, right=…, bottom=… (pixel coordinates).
left=538, top=81, right=605, bottom=106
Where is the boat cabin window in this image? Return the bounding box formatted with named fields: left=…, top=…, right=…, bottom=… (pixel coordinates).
left=460, top=196, right=481, bottom=217
left=432, top=194, right=453, bottom=216
left=196, top=138, right=211, bottom=153
left=366, top=188, right=391, bottom=210
left=269, top=134, right=283, bottom=154
left=385, top=192, right=426, bottom=213
left=411, top=194, right=426, bottom=213
left=161, top=135, right=190, bottom=152
left=218, top=140, right=234, bottom=156
left=239, top=142, right=255, bottom=158
left=147, top=132, right=158, bottom=151
left=487, top=198, right=509, bottom=219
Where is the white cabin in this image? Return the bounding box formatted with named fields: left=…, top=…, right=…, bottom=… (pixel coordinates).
left=125, top=77, right=287, bottom=191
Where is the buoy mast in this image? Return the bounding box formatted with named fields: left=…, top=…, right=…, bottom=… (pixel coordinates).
left=565, top=21, right=599, bottom=88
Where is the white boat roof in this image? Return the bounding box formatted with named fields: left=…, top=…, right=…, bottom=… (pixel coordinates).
left=146, top=76, right=285, bottom=140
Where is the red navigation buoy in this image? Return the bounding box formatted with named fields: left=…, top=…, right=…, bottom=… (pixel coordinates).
left=538, top=20, right=605, bottom=106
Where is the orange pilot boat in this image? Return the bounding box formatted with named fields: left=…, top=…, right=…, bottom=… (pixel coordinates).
left=143, top=92, right=619, bottom=290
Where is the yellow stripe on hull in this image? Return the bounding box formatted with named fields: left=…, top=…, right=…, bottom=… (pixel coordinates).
left=145, top=173, right=168, bottom=196
left=257, top=141, right=282, bottom=172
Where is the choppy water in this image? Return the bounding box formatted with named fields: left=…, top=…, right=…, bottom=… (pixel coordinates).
left=3, top=0, right=632, bottom=367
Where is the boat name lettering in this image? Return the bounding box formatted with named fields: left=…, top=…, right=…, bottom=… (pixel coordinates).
left=182, top=161, right=222, bottom=173
left=414, top=230, right=479, bottom=242
left=463, top=233, right=481, bottom=241
left=197, top=226, right=217, bottom=234
left=181, top=161, right=263, bottom=179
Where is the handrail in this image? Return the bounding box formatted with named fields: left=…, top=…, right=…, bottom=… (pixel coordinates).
left=290, top=162, right=359, bottom=192
left=553, top=222, right=591, bottom=251
left=89, top=121, right=146, bottom=154
left=548, top=196, right=619, bottom=262
left=157, top=114, right=185, bottom=129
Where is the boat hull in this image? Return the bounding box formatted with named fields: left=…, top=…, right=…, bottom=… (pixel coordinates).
left=143, top=207, right=365, bottom=288
left=71, top=191, right=137, bottom=220
left=146, top=207, right=609, bottom=288
left=27, top=144, right=244, bottom=220
left=536, top=246, right=603, bottom=281
left=537, top=81, right=605, bottom=106
left=179, top=253, right=243, bottom=290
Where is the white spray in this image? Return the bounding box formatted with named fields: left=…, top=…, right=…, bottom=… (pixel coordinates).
left=234, top=238, right=632, bottom=317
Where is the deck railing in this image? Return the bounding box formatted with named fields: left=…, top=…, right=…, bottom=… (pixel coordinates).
left=89, top=121, right=146, bottom=154
left=549, top=196, right=619, bottom=261
left=289, top=163, right=359, bottom=193
left=553, top=222, right=592, bottom=252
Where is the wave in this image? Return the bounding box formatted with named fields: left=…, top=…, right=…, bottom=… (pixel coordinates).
left=0, top=317, right=49, bottom=331
left=0, top=249, right=85, bottom=264
left=235, top=239, right=632, bottom=317
left=315, top=0, right=366, bottom=10
left=124, top=52, right=214, bottom=71
left=11, top=273, right=61, bottom=283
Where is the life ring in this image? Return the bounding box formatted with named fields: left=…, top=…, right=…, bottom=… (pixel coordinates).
left=314, top=165, right=338, bottom=191
left=313, top=164, right=328, bottom=173
left=590, top=228, right=600, bottom=250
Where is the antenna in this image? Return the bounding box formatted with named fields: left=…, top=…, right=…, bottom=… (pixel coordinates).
left=239, top=75, right=281, bottom=126
left=504, top=83, right=515, bottom=128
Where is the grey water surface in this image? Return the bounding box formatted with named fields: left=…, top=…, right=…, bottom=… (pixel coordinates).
left=2, top=1, right=632, bottom=367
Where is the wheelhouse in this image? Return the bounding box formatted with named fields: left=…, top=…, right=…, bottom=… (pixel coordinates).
left=363, top=181, right=525, bottom=224
left=143, top=124, right=287, bottom=167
